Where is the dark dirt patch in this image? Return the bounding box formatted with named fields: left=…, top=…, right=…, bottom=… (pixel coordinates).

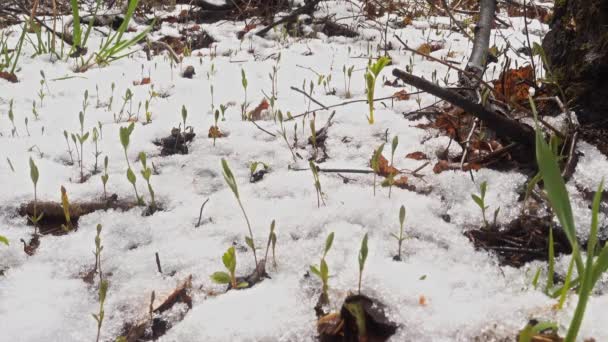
left=153, top=127, right=196, bottom=156
left=320, top=20, right=358, bottom=38
left=121, top=275, right=193, bottom=342
left=18, top=194, right=137, bottom=235
left=465, top=215, right=572, bottom=267
left=317, top=294, right=398, bottom=342
left=580, top=121, right=608, bottom=157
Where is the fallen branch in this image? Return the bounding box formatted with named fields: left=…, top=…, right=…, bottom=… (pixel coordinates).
left=392, top=68, right=535, bottom=147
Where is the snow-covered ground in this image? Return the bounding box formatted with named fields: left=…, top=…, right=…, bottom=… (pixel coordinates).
left=1, top=1, right=607, bottom=341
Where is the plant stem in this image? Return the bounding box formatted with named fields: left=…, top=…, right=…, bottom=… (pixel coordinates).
left=237, top=198, right=258, bottom=266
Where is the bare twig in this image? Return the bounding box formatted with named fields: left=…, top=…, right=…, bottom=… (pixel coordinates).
left=195, top=198, right=210, bottom=228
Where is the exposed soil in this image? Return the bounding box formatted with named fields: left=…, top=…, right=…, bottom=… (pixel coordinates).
left=17, top=194, right=137, bottom=235
left=465, top=215, right=572, bottom=267
left=153, top=127, right=196, bottom=156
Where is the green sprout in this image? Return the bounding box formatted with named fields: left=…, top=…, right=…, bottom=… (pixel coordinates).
left=343, top=65, right=354, bottom=98
left=364, top=56, right=391, bottom=124
left=119, top=123, right=143, bottom=205
left=309, top=161, right=325, bottom=208
left=92, top=127, right=101, bottom=174
left=277, top=111, right=297, bottom=162
left=471, top=181, right=499, bottom=229
left=76, top=109, right=90, bottom=182
left=139, top=152, right=156, bottom=211
left=388, top=136, right=398, bottom=197
left=93, top=223, right=104, bottom=282
left=370, top=143, right=385, bottom=196
left=28, top=157, right=43, bottom=235
left=241, top=69, right=248, bottom=120
left=210, top=246, right=248, bottom=289
left=221, top=159, right=258, bottom=267
left=101, top=156, right=109, bottom=201
left=0, top=235, right=8, bottom=246
left=60, top=186, right=73, bottom=232
left=264, top=220, right=278, bottom=270
left=391, top=205, right=407, bottom=261
left=92, top=279, right=109, bottom=342
left=357, top=233, right=369, bottom=294
left=8, top=99, right=17, bottom=137
left=310, top=232, right=334, bottom=305
left=181, top=105, right=188, bottom=131
left=63, top=130, right=75, bottom=164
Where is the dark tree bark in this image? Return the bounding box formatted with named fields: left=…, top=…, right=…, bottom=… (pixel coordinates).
left=542, top=0, right=608, bottom=124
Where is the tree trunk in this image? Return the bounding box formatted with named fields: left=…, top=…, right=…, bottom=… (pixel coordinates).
left=542, top=0, right=608, bottom=124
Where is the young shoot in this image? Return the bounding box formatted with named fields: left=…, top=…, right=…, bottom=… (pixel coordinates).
left=101, top=156, right=109, bottom=201
left=92, top=279, right=109, bottom=342
left=28, top=157, right=42, bottom=235
left=370, top=143, right=385, bottom=196
left=343, top=65, right=354, bottom=98
left=210, top=246, right=248, bottom=289
left=471, top=181, right=499, bottom=229
left=310, top=232, right=334, bottom=305
left=60, top=186, right=73, bottom=232
left=221, top=159, right=258, bottom=267
left=357, top=233, right=369, bottom=294
left=264, top=220, right=278, bottom=270
left=388, top=136, right=398, bottom=198
left=8, top=99, right=17, bottom=137
left=93, top=224, right=103, bottom=281
left=139, top=152, right=156, bottom=211
left=119, top=123, right=143, bottom=205
left=181, top=105, right=188, bottom=131
left=76, top=110, right=90, bottom=182
left=391, top=206, right=407, bottom=261
left=309, top=161, right=325, bottom=208
left=64, top=130, right=74, bottom=164
left=92, top=127, right=101, bottom=174
left=364, top=56, right=391, bottom=124
left=277, top=111, right=297, bottom=162
left=240, top=69, right=248, bottom=120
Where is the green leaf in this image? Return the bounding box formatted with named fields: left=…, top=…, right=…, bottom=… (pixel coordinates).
left=119, top=124, right=134, bottom=149
left=310, top=265, right=321, bottom=277
left=344, top=302, right=367, bottom=336
left=471, top=195, right=484, bottom=209
left=546, top=227, right=555, bottom=292
left=480, top=181, right=487, bottom=198
left=99, top=279, right=109, bottom=303
left=399, top=205, right=406, bottom=227
left=245, top=237, right=255, bottom=251
left=236, top=282, right=249, bottom=288
left=29, top=157, right=39, bottom=186
left=126, top=168, right=136, bottom=185
left=320, top=259, right=329, bottom=282
left=221, top=159, right=239, bottom=198
left=358, top=233, right=369, bottom=272
left=0, top=235, right=8, bottom=246
left=222, top=246, right=237, bottom=274
left=324, top=232, right=334, bottom=257
left=391, top=136, right=399, bottom=155
left=241, top=69, right=247, bottom=89
left=139, top=152, right=147, bottom=168
left=557, top=257, right=574, bottom=309
left=210, top=271, right=231, bottom=284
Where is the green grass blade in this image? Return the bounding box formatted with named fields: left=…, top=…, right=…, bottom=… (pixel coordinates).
left=69, top=0, right=82, bottom=48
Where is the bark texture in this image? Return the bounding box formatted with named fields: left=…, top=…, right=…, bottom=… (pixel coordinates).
left=542, top=0, right=608, bottom=123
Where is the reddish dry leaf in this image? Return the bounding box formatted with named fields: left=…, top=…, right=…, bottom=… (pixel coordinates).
left=433, top=160, right=450, bottom=174
left=493, top=65, right=534, bottom=102
left=416, top=42, right=444, bottom=55
left=405, top=151, right=428, bottom=160
left=371, top=154, right=399, bottom=177
left=0, top=71, right=18, bottom=83
left=208, top=126, right=223, bottom=138
left=133, top=77, right=151, bottom=86
left=393, top=89, right=410, bottom=101
left=419, top=295, right=427, bottom=306
left=249, top=98, right=269, bottom=121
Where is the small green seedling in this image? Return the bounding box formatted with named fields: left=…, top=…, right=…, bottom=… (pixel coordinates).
left=28, top=157, right=43, bottom=235
left=471, top=181, right=499, bottom=229
left=181, top=105, right=188, bottom=131
left=119, top=123, right=143, bottom=205
left=93, top=223, right=103, bottom=282
left=391, top=205, right=407, bottom=261
left=221, top=159, right=258, bottom=267
left=139, top=152, right=156, bottom=211
left=241, top=69, right=248, bottom=120
left=92, top=127, right=101, bottom=174
left=343, top=65, right=354, bottom=98
left=364, top=56, right=391, bottom=124
left=210, top=246, right=248, bottom=289
left=76, top=110, right=90, bottom=182
left=370, top=143, right=385, bottom=196
left=310, top=232, right=334, bottom=305
left=357, top=233, right=369, bottom=294
left=309, top=161, right=326, bottom=208
left=92, top=279, right=109, bottom=342
left=264, top=220, right=278, bottom=270
left=8, top=99, right=17, bottom=137
left=0, top=235, right=8, bottom=246
left=64, top=130, right=75, bottom=164
left=60, top=186, right=73, bottom=232
left=101, top=156, right=109, bottom=201
left=388, top=136, right=398, bottom=197
left=277, top=111, right=298, bottom=162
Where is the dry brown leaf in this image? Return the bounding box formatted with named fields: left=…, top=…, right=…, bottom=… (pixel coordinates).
left=372, top=154, right=399, bottom=177
left=133, top=77, right=151, bottom=86
left=419, top=295, right=427, bottom=306
left=393, top=89, right=410, bottom=101
left=433, top=160, right=450, bottom=174
left=0, top=71, right=18, bottom=83
left=249, top=98, right=269, bottom=121
left=208, top=126, right=223, bottom=138
left=493, top=65, right=534, bottom=102
left=406, top=151, right=428, bottom=160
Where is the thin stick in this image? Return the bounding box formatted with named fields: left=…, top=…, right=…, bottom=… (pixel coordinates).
left=155, top=252, right=162, bottom=274
left=290, top=86, right=328, bottom=110
left=195, top=198, right=210, bottom=228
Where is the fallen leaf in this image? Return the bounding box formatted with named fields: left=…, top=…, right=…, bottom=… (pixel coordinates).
left=493, top=65, right=534, bottom=102
left=406, top=151, right=428, bottom=160
left=419, top=295, right=427, bottom=306
left=0, top=71, right=18, bottom=83
left=371, top=154, right=399, bottom=177
left=393, top=89, right=410, bottom=101
left=433, top=160, right=450, bottom=174
left=208, top=126, right=223, bottom=138
left=249, top=99, right=269, bottom=121
left=133, top=77, right=151, bottom=86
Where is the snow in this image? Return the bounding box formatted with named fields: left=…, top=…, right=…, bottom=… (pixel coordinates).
left=0, top=1, right=607, bottom=341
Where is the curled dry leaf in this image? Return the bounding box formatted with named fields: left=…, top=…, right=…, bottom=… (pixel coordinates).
left=405, top=151, right=428, bottom=160
left=0, top=71, right=18, bottom=83
left=133, top=77, right=152, bottom=86
left=493, top=65, right=534, bottom=102
left=393, top=89, right=410, bottom=101
left=208, top=126, right=223, bottom=138
left=249, top=98, right=269, bottom=121
left=371, top=154, right=399, bottom=177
